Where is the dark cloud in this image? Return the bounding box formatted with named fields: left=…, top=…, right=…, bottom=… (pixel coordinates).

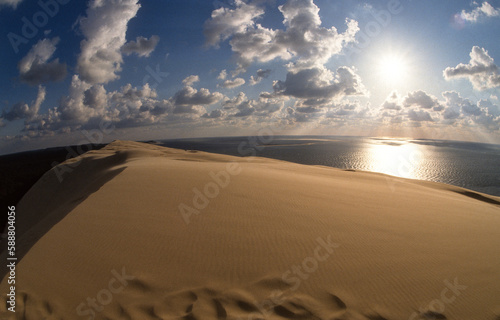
left=172, top=86, right=223, bottom=106
left=2, top=86, right=45, bottom=121
left=408, top=109, right=433, bottom=122
left=381, top=91, right=402, bottom=111
left=18, top=38, right=67, bottom=85
left=122, top=35, right=160, bottom=57
left=296, top=106, right=322, bottom=113
left=202, top=109, right=225, bottom=119
left=403, top=90, right=442, bottom=110
left=272, top=66, right=366, bottom=101
left=249, top=69, right=272, bottom=85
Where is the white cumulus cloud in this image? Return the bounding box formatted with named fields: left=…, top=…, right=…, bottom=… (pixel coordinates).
left=204, top=0, right=359, bottom=72
left=217, top=69, right=228, bottom=80
left=77, top=0, right=141, bottom=84
left=221, top=77, right=246, bottom=88
left=444, top=46, right=500, bottom=90
left=182, top=75, right=200, bottom=86
left=204, top=0, right=264, bottom=47
left=461, top=1, right=499, bottom=22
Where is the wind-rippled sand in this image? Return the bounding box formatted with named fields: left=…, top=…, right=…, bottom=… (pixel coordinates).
left=1, top=140, right=499, bottom=319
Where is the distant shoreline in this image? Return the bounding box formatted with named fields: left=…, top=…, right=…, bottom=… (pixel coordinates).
left=2, top=136, right=500, bottom=235
left=1, top=140, right=499, bottom=319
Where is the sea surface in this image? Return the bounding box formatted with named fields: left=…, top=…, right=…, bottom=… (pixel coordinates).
left=156, top=136, right=500, bottom=197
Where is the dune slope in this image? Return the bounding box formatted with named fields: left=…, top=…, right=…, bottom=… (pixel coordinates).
left=1, top=140, right=499, bottom=320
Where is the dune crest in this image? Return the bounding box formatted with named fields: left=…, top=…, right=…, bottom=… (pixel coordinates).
left=1, top=140, right=499, bottom=320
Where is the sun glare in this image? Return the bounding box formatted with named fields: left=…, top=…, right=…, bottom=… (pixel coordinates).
left=378, top=54, right=408, bottom=84
left=366, top=141, right=423, bottom=179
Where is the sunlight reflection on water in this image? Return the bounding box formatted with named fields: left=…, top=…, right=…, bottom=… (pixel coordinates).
left=158, top=137, right=500, bottom=196
left=364, top=141, right=424, bottom=180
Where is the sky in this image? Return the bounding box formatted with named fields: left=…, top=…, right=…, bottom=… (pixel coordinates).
left=0, top=0, right=500, bottom=154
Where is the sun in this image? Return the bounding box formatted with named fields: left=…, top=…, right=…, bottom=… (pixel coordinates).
left=377, top=54, right=408, bottom=84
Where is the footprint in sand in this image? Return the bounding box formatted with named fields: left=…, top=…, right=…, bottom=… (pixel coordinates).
left=419, top=311, right=447, bottom=319
left=213, top=298, right=227, bottom=319
left=328, top=294, right=347, bottom=311
left=364, top=314, right=389, bottom=320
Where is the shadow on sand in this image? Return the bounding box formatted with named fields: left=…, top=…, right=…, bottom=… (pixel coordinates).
left=453, top=190, right=500, bottom=206
left=0, top=150, right=127, bottom=281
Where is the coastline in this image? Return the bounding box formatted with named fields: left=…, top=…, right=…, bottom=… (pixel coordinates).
left=1, top=140, right=499, bottom=319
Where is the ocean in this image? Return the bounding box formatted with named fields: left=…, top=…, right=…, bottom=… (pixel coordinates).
left=157, top=136, right=500, bottom=197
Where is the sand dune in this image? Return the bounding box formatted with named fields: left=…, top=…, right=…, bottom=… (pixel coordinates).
left=1, top=140, right=500, bottom=320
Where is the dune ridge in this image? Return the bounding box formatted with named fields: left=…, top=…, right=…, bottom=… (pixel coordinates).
left=1, top=140, right=499, bottom=320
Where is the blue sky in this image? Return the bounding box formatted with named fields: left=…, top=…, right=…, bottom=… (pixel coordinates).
left=0, top=0, right=499, bottom=154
